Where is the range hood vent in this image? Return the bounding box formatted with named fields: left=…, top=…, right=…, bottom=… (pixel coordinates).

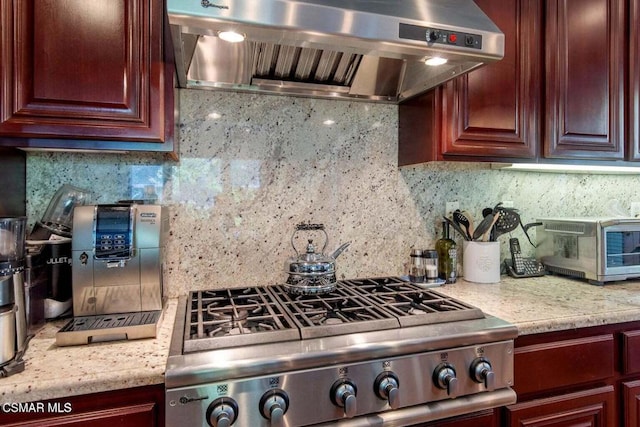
left=168, top=0, right=504, bottom=104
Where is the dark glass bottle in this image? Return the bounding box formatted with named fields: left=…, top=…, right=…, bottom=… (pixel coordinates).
left=435, top=221, right=457, bottom=283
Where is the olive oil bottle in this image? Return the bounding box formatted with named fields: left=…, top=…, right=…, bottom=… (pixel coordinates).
left=436, top=221, right=457, bottom=283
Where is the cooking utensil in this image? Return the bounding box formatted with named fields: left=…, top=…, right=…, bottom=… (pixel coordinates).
left=481, top=214, right=500, bottom=242
left=493, top=207, right=520, bottom=240
left=473, top=212, right=495, bottom=241
left=453, top=210, right=472, bottom=240
left=521, top=221, right=542, bottom=247
left=443, top=216, right=469, bottom=241
left=284, top=223, right=350, bottom=295
left=462, top=210, right=475, bottom=239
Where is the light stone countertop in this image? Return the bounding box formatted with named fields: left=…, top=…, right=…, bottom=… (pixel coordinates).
left=436, top=274, right=640, bottom=336
left=0, top=299, right=177, bottom=405
left=2, top=276, right=640, bottom=405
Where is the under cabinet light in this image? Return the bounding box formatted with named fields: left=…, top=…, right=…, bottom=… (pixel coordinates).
left=491, top=163, right=640, bottom=174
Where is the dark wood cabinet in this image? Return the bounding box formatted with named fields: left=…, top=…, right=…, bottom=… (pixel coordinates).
left=505, top=323, right=640, bottom=427
left=505, top=386, right=615, bottom=427
left=0, top=0, right=175, bottom=157
left=399, top=0, right=543, bottom=165
left=399, top=0, right=633, bottom=166
left=512, top=334, right=614, bottom=397
left=439, top=0, right=543, bottom=160
left=623, top=380, right=640, bottom=427
left=0, top=384, right=164, bottom=427
left=544, top=0, right=626, bottom=160
left=631, top=0, right=640, bottom=160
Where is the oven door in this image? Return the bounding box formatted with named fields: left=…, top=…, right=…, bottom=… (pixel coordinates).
left=602, top=222, right=640, bottom=279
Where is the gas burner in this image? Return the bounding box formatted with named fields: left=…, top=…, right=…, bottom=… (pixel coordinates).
left=183, top=288, right=300, bottom=352
left=203, top=307, right=280, bottom=337
left=183, top=277, right=486, bottom=350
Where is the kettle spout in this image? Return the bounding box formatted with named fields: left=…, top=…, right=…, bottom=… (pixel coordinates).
left=330, top=242, right=351, bottom=259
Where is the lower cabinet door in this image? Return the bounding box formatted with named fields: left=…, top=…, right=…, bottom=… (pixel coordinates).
left=0, top=385, right=164, bottom=427
left=505, top=386, right=615, bottom=427
left=623, top=380, right=640, bottom=427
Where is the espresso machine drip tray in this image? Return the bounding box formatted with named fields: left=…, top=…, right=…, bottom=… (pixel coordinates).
left=55, top=310, right=162, bottom=346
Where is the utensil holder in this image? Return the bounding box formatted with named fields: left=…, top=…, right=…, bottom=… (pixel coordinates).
left=462, top=241, right=500, bottom=283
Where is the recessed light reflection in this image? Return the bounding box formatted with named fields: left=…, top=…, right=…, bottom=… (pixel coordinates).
left=323, top=119, right=336, bottom=126
left=208, top=112, right=221, bottom=119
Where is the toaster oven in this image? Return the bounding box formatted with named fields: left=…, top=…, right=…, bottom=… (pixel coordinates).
left=536, top=218, right=640, bottom=285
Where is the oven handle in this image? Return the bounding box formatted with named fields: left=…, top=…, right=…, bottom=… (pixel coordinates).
left=310, top=388, right=516, bottom=427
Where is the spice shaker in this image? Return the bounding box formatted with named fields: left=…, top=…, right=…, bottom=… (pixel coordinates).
left=422, top=250, right=439, bottom=283
left=407, top=249, right=426, bottom=283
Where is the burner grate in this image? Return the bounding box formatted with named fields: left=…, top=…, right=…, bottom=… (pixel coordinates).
left=269, top=283, right=399, bottom=339
left=182, top=277, right=486, bottom=352
left=183, top=287, right=300, bottom=352
left=345, top=277, right=484, bottom=327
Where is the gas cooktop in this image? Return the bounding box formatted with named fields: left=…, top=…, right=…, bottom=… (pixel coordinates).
left=166, top=277, right=518, bottom=427
left=183, top=277, right=484, bottom=352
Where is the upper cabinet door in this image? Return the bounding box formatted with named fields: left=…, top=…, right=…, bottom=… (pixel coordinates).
left=440, top=0, right=543, bottom=159
left=544, top=0, right=625, bottom=160
left=631, top=0, right=640, bottom=161
left=0, top=0, right=173, bottom=149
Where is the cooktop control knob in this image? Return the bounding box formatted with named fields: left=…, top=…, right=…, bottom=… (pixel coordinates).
left=374, top=371, right=400, bottom=409
left=330, top=379, right=358, bottom=418
left=206, top=397, right=238, bottom=427
left=433, top=363, right=458, bottom=398
left=259, top=389, right=289, bottom=427
left=470, top=357, right=496, bottom=391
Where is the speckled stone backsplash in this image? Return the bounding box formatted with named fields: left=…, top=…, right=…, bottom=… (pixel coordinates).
left=25, top=89, right=640, bottom=296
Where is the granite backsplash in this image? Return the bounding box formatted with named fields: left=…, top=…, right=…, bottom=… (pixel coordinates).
left=25, top=89, right=640, bottom=297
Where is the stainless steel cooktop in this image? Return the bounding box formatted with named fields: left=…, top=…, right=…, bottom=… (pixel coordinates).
left=183, top=277, right=484, bottom=352
left=166, top=277, right=517, bottom=427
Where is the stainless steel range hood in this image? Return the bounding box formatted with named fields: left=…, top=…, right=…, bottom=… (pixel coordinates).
left=168, top=0, right=504, bottom=104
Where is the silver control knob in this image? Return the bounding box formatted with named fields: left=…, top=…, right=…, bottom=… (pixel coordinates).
left=330, top=379, right=358, bottom=418
left=470, top=358, right=496, bottom=391
left=259, top=389, right=289, bottom=427
left=206, top=398, right=238, bottom=427
left=374, top=372, right=400, bottom=409
left=433, top=363, right=458, bottom=398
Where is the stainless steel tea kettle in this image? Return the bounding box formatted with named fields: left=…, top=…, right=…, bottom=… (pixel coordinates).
left=284, top=223, right=349, bottom=295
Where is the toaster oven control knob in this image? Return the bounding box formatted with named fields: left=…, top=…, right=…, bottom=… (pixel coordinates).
left=206, top=397, right=238, bottom=427
left=374, top=372, right=400, bottom=409
left=259, top=389, right=289, bottom=427
left=433, top=363, right=458, bottom=398
left=330, top=379, right=358, bottom=418
left=470, top=357, right=496, bottom=391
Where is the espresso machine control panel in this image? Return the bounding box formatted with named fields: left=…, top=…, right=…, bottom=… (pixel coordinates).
left=94, top=205, right=134, bottom=260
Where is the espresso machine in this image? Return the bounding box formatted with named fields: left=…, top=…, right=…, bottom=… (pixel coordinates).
left=0, top=217, right=29, bottom=377
left=56, top=203, right=168, bottom=346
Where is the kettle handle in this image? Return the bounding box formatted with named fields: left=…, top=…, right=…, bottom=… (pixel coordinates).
left=291, top=223, right=328, bottom=255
